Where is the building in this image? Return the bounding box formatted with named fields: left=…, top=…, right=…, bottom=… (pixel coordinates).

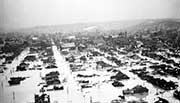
left=61, top=42, right=76, bottom=50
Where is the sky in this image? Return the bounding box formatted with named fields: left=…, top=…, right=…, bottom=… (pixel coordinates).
left=0, top=0, right=180, bottom=29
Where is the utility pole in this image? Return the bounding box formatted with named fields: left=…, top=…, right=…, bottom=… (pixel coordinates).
left=67, top=86, right=69, bottom=102
left=90, top=96, right=92, bottom=103
left=13, top=92, right=15, bottom=103
left=83, top=94, right=85, bottom=103
left=1, top=82, right=4, bottom=103
left=39, top=72, right=42, bottom=78
left=67, top=86, right=72, bottom=103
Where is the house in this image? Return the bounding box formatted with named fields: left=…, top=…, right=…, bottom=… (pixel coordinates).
left=93, top=38, right=105, bottom=46
left=66, top=36, right=76, bottom=40
left=123, top=85, right=148, bottom=95
left=78, top=44, right=86, bottom=51
left=61, top=42, right=76, bottom=50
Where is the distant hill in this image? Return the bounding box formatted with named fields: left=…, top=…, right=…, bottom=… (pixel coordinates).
left=14, top=20, right=146, bottom=33
left=2, top=19, right=180, bottom=34
left=125, top=19, right=180, bottom=33
left=126, top=19, right=180, bottom=49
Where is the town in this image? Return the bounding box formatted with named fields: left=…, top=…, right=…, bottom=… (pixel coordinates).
left=0, top=19, right=180, bottom=103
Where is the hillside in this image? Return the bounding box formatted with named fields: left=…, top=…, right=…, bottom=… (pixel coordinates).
left=2, top=19, right=180, bottom=34
left=126, top=19, right=180, bottom=33
left=14, top=20, right=146, bottom=33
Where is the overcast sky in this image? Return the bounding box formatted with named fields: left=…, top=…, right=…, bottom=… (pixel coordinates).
left=0, top=0, right=180, bottom=29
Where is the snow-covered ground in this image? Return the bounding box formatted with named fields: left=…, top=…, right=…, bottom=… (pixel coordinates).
left=1, top=42, right=180, bottom=103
